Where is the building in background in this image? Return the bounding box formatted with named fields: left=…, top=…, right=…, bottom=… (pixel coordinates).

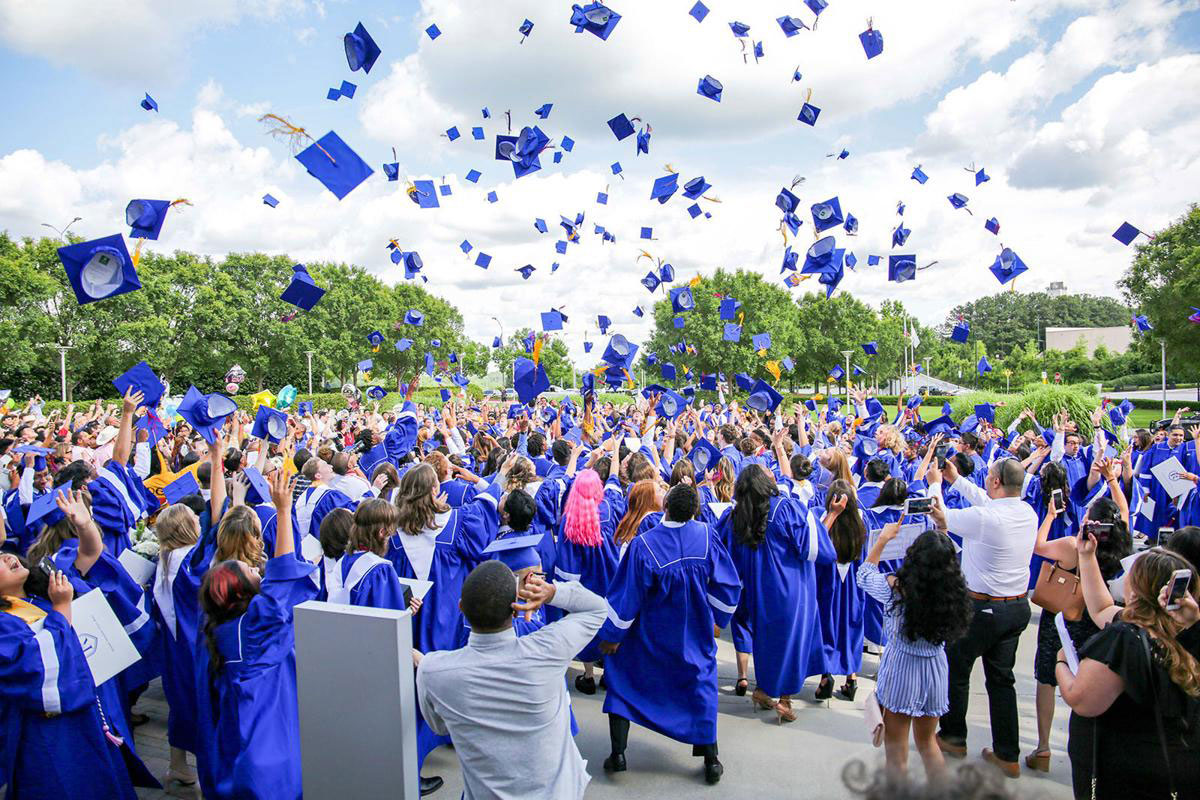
left=1045, top=281, right=1068, bottom=298
left=1044, top=325, right=1132, bottom=356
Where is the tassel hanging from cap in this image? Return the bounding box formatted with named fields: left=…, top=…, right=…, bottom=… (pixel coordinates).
left=531, top=336, right=544, bottom=367
left=258, top=114, right=335, bottom=164
left=131, top=238, right=145, bottom=268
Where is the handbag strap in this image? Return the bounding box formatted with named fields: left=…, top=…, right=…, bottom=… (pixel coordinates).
left=1139, top=628, right=1178, bottom=799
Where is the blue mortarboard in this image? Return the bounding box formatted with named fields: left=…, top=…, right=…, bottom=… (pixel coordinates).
left=689, top=439, right=723, bottom=478
left=797, top=103, right=820, bottom=126
left=607, top=113, right=635, bottom=140
left=802, top=235, right=838, bottom=274
left=177, top=385, right=237, bottom=444
left=735, top=373, right=754, bottom=391
left=519, top=18, right=535, bottom=38
left=297, top=401, right=313, bottom=416
left=811, top=196, right=844, bottom=233
left=947, top=192, right=970, bottom=211
left=960, top=415, right=980, bottom=434
left=513, top=357, right=550, bottom=404
left=867, top=255, right=881, bottom=266
left=405, top=309, right=425, bottom=326
left=907, top=394, right=923, bottom=410
left=365, top=385, right=389, bottom=400
left=719, top=297, right=741, bottom=320
left=673, top=316, right=685, bottom=329
left=911, top=165, right=929, bottom=184
left=570, top=2, right=621, bottom=39
left=746, top=380, right=783, bottom=413
left=989, top=247, right=1028, bottom=285
left=865, top=397, right=884, bottom=418
left=844, top=214, right=859, bottom=235
left=280, top=263, right=325, bottom=311
left=975, top=168, right=990, bottom=185
left=974, top=403, right=996, bottom=424
left=978, top=355, right=992, bottom=375
left=723, top=323, right=742, bottom=342
left=656, top=390, right=687, bottom=419
left=689, top=1, right=709, bottom=22
left=112, top=361, right=165, bottom=410
left=888, top=255, right=917, bottom=283
left=465, top=169, right=481, bottom=183
left=357, top=359, right=374, bottom=373
left=534, top=103, right=553, bottom=119
left=700, top=374, right=718, bottom=390
left=601, top=334, right=638, bottom=370
left=683, top=177, right=711, bottom=200
left=1132, top=314, right=1152, bottom=332
left=411, top=179, right=440, bottom=208
left=951, top=321, right=970, bottom=343
left=382, top=162, right=399, bottom=181
left=729, top=20, right=750, bottom=36
left=251, top=405, right=288, bottom=443
left=650, top=173, right=679, bottom=203
left=163, top=472, right=201, bottom=506
left=639, top=227, right=654, bottom=241
left=296, top=132, right=373, bottom=200
left=633, top=306, right=643, bottom=317
left=58, top=234, right=140, bottom=306
left=486, top=191, right=498, bottom=203
left=752, top=333, right=771, bottom=351
left=425, top=23, right=441, bottom=39
left=125, top=199, right=171, bottom=240
left=439, top=184, right=451, bottom=196
left=641, top=271, right=661, bottom=292
left=460, top=240, right=473, bottom=254
left=425, top=353, right=435, bottom=376
left=778, top=15, right=808, bottom=35
left=925, top=414, right=955, bottom=437
left=515, top=265, right=535, bottom=280
left=985, top=217, right=1000, bottom=235
left=368, top=330, right=385, bottom=349
left=862, top=341, right=878, bottom=356
left=534, top=218, right=548, bottom=233
left=1113, top=222, right=1144, bottom=246
left=446, top=127, right=460, bottom=141
left=483, top=533, right=546, bottom=571
left=669, top=287, right=695, bottom=313
left=141, top=93, right=158, bottom=112
left=597, top=315, right=612, bottom=334
left=541, top=309, right=565, bottom=331
left=892, top=223, right=911, bottom=247
left=475, top=252, right=491, bottom=269
left=395, top=338, right=414, bottom=352
left=804, top=398, right=818, bottom=412
left=661, top=363, right=677, bottom=382
left=345, top=22, right=381, bottom=72
left=860, top=25, right=883, bottom=58
left=263, top=194, right=279, bottom=207
left=805, top=0, right=827, bottom=14
left=697, top=75, right=723, bottom=102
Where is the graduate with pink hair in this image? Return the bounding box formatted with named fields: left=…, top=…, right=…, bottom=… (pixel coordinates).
left=555, top=468, right=621, bottom=693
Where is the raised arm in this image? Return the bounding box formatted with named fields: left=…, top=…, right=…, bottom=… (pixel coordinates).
left=111, top=387, right=143, bottom=466
left=269, top=468, right=296, bottom=559
left=209, top=431, right=228, bottom=526
left=58, top=488, right=104, bottom=577
left=1076, top=532, right=1120, bottom=627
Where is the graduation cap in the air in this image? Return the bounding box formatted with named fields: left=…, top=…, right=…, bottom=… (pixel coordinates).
left=656, top=389, right=688, bottom=419
left=1132, top=314, right=1152, bottom=332
left=683, top=176, right=711, bottom=200
left=888, top=255, right=917, bottom=283
left=112, top=361, right=165, bottom=410
left=516, top=265, right=536, bottom=280
left=977, top=355, right=992, bottom=375
left=513, top=357, right=550, bottom=405
left=947, top=193, right=971, bottom=212
left=163, top=472, right=201, bottom=506
left=860, top=23, right=883, bottom=58
left=989, top=247, right=1028, bottom=285
left=723, top=323, right=742, bottom=342
left=797, top=102, right=820, bottom=126
left=843, top=214, right=859, bottom=235
left=641, top=271, right=661, bottom=292
left=409, top=179, right=440, bottom=208
left=141, top=93, right=158, bottom=112
left=280, top=263, right=325, bottom=311
left=734, top=373, right=754, bottom=391
left=752, top=333, right=771, bottom=352
left=802, top=235, right=838, bottom=274
left=344, top=22, right=381, bottom=73
left=985, top=217, right=1000, bottom=235
left=974, top=403, right=996, bottom=424
left=651, top=173, right=679, bottom=204
left=811, top=197, right=843, bottom=233
left=697, top=75, right=723, bottom=102
left=911, top=165, right=929, bottom=184
left=570, top=2, right=621, bottom=40
left=404, top=309, right=425, bottom=326
left=746, top=380, right=783, bottom=412
left=125, top=199, right=173, bottom=240
left=602, top=334, right=638, bottom=371
left=58, top=234, right=141, bottom=306
left=1112, top=222, right=1145, bottom=246
left=669, top=287, right=695, bottom=313
left=367, top=330, right=385, bottom=351
left=252, top=405, right=288, bottom=443
left=719, top=297, right=741, bottom=320
left=951, top=321, right=970, bottom=343
left=862, top=342, right=878, bottom=356
left=778, top=15, right=807, bottom=35
left=263, top=194, right=279, bottom=207
left=177, top=386, right=238, bottom=444
left=540, top=309, right=566, bottom=331
left=974, top=167, right=990, bottom=185
left=296, top=132, right=373, bottom=200
left=395, top=338, right=414, bottom=352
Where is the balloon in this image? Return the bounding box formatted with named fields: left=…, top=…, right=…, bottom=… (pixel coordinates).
left=225, top=364, right=246, bottom=384
left=226, top=382, right=240, bottom=394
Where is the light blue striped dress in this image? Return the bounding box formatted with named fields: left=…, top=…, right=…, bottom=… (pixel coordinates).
left=857, top=561, right=948, bottom=717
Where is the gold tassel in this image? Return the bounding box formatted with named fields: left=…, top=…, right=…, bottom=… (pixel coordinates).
left=532, top=337, right=545, bottom=367
left=132, top=238, right=145, bottom=268
left=259, top=114, right=335, bottom=163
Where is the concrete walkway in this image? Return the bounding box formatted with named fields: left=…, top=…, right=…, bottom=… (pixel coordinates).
left=132, top=607, right=1076, bottom=799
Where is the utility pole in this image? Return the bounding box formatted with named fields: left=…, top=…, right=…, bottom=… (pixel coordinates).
left=1161, top=340, right=1167, bottom=418
left=37, top=343, right=74, bottom=401
left=305, top=350, right=315, bottom=395
left=841, top=350, right=854, bottom=405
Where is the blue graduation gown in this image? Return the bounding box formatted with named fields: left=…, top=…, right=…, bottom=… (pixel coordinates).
left=332, top=551, right=409, bottom=610
left=291, top=484, right=357, bottom=541
left=1133, top=443, right=1182, bottom=539
left=718, top=497, right=835, bottom=694
left=441, top=479, right=478, bottom=508
left=600, top=519, right=742, bottom=745
left=2, top=487, right=41, bottom=556
left=90, top=461, right=155, bottom=558
left=553, top=505, right=620, bottom=662
left=194, top=556, right=318, bottom=800
left=1, top=601, right=138, bottom=800
left=815, top=540, right=867, bottom=676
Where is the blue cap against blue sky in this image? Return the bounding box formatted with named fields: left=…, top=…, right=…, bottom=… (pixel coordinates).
left=0, top=0, right=1198, bottom=364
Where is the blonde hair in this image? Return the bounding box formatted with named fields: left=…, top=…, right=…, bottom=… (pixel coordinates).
left=216, top=506, right=264, bottom=569
left=155, top=504, right=200, bottom=554
left=711, top=457, right=736, bottom=502
left=822, top=448, right=854, bottom=486
left=505, top=456, right=536, bottom=493
left=876, top=425, right=903, bottom=453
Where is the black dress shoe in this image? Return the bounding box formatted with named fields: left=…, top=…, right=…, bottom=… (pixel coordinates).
left=704, top=758, right=723, bottom=785
left=603, top=753, right=627, bottom=773
left=575, top=675, right=597, bottom=695
left=420, top=775, right=444, bottom=796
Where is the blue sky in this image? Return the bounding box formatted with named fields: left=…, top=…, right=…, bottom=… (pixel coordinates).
left=1, top=0, right=1198, bottom=362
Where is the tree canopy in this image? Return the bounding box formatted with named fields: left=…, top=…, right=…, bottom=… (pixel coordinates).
left=940, top=290, right=1130, bottom=358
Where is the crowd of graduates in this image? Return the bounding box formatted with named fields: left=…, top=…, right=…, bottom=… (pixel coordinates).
left=2, top=361, right=1200, bottom=799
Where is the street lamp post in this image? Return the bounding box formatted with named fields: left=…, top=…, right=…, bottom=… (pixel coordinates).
left=840, top=350, right=854, bottom=405
left=1161, top=340, right=1167, bottom=418
left=1004, top=368, right=1012, bottom=394
left=304, top=350, right=315, bottom=395
left=37, top=343, right=74, bottom=401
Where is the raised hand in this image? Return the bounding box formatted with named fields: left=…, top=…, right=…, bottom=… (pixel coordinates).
left=55, top=489, right=92, bottom=532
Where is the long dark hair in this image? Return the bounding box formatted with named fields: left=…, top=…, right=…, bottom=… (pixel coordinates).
left=1084, top=497, right=1132, bottom=581
left=1038, top=462, right=1068, bottom=516
left=826, top=479, right=866, bottom=564
left=731, top=465, right=778, bottom=548
left=0, top=557, right=58, bottom=611
left=199, top=561, right=259, bottom=675
left=891, top=531, right=971, bottom=645
left=873, top=477, right=909, bottom=508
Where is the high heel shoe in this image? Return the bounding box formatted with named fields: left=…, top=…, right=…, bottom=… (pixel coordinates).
left=751, top=688, right=775, bottom=711
left=814, top=674, right=834, bottom=701
left=574, top=675, right=597, bottom=695
left=1024, top=749, right=1051, bottom=773
left=837, top=678, right=858, bottom=701
left=774, top=697, right=797, bottom=724
left=734, top=677, right=748, bottom=696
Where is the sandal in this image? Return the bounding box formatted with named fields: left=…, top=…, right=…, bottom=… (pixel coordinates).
left=1024, top=749, right=1051, bottom=773
left=751, top=688, right=775, bottom=711
left=814, top=675, right=834, bottom=701
left=734, top=678, right=749, bottom=697
left=775, top=698, right=797, bottom=724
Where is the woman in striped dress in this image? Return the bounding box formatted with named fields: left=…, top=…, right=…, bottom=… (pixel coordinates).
left=858, top=519, right=970, bottom=780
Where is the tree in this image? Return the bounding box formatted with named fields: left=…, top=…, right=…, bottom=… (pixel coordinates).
left=1118, top=204, right=1200, bottom=381
left=940, top=290, right=1130, bottom=359
left=492, top=330, right=576, bottom=389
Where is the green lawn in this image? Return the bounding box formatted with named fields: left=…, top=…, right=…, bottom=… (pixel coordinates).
left=1127, top=408, right=1172, bottom=429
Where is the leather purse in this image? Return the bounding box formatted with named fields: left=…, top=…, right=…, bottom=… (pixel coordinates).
left=1031, top=560, right=1084, bottom=621
left=864, top=690, right=884, bottom=747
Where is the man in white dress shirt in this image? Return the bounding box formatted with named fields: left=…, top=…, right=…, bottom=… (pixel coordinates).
left=327, top=451, right=373, bottom=501
left=417, top=562, right=605, bottom=800
left=930, top=456, right=1037, bottom=778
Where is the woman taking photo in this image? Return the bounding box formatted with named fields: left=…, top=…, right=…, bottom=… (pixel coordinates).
left=1057, top=545, right=1200, bottom=798
left=815, top=479, right=868, bottom=701
left=719, top=465, right=834, bottom=721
